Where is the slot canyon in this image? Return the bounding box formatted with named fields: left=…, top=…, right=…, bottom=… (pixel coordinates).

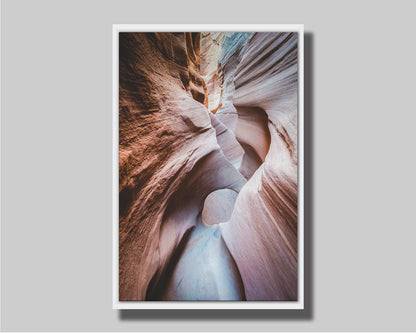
left=119, top=31, right=298, bottom=301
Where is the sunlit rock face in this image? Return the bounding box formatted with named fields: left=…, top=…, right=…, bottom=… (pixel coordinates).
left=119, top=31, right=298, bottom=301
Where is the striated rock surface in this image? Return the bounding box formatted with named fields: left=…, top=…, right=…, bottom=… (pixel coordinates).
left=220, top=32, right=298, bottom=300
left=119, top=31, right=298, bottom=301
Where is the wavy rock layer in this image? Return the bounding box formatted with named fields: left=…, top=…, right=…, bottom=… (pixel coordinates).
left=119, top=31, right=298, bottom=301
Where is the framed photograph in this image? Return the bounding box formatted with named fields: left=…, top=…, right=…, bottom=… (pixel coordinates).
left=113, top=24, right=304, bottom=309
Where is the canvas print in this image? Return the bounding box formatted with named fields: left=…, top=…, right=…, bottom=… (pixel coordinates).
left=117, top=29, right=300, bottom=302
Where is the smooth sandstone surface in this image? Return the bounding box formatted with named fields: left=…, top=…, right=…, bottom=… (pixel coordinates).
left=221, top=32, right=298, bottom=300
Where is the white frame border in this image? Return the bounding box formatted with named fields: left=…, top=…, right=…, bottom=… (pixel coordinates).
left=112, top=24, right=304, bottom=310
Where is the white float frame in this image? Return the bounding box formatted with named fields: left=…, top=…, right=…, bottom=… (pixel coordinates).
left=113, top=24, right=304, bottom=310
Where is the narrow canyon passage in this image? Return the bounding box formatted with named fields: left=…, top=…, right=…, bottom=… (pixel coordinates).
left=119, top=31, right=298, bottom=301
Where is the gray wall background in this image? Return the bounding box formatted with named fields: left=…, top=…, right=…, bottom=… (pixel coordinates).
left=2, top=0, right=416, bottom=331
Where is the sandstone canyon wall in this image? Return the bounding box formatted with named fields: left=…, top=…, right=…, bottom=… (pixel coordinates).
left=119, top=31, right=298, bottom=301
